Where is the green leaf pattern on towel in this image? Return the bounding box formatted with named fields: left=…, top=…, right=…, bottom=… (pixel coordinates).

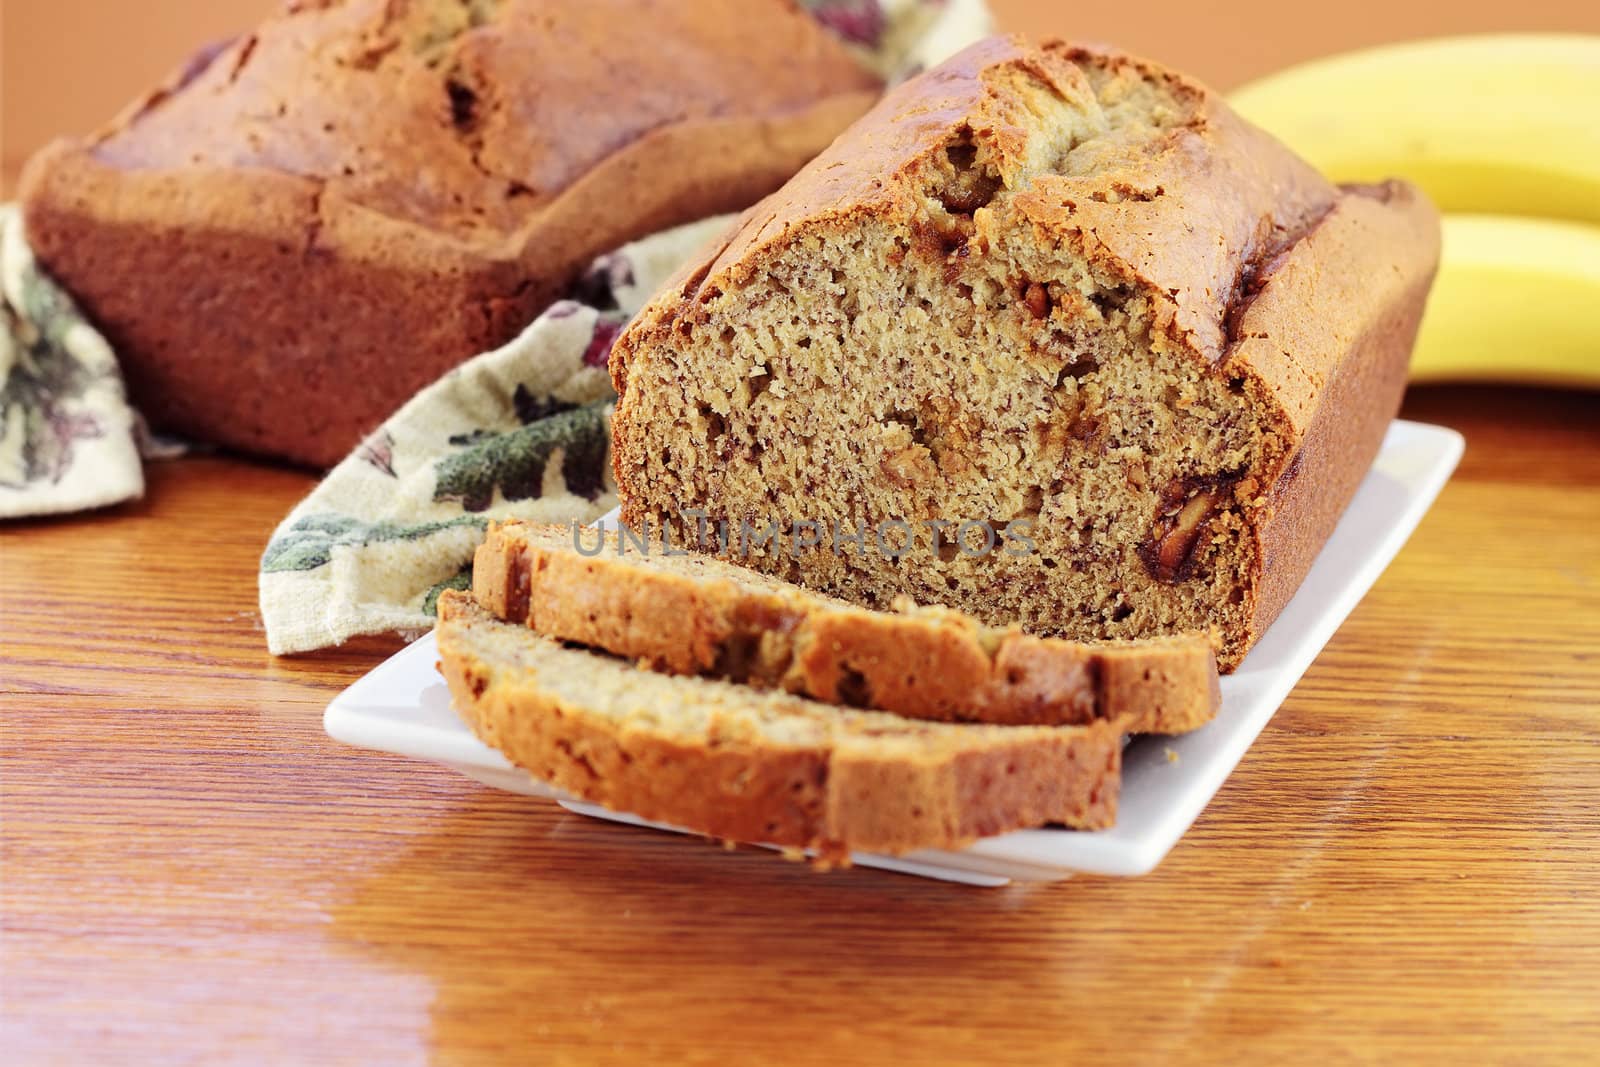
left=432, top=399, right=611, bottom=512
left=261, top=513, right=487, bottom=573
left=420, top=563, right=474, bottom=617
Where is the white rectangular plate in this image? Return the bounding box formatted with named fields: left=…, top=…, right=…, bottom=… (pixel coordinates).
left=325, top=420, right=1462, bottom=885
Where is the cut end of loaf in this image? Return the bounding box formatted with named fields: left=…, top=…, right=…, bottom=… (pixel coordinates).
left=612, top=41, right=1292, bottom=668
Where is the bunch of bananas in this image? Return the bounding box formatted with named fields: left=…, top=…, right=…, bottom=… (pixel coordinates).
left=1230, top=34, right=1600, bottom=388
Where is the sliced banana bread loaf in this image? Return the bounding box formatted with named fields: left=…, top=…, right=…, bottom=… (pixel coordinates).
left=473, top=520, right=1219, bottom=732
left=20, top=0, right=880, bottom=467
left=435, top=591, right=1122, bottom=857
left=610, top=35, right=1440, bottom=669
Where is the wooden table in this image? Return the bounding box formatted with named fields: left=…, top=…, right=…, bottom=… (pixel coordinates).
left=3, top=384, right=1598, bottom=1063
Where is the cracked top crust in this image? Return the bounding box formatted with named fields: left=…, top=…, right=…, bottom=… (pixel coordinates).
left=85, top=0, right=879, bottom=244
left=624, top=36, right=1338, bottom=371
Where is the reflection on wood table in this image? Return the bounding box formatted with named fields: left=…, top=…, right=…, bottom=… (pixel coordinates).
left=3, top=385, right=1599, bottom=1063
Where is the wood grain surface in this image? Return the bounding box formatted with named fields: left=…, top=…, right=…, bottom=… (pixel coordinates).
left=3, top=385, right=1598, bottom=1064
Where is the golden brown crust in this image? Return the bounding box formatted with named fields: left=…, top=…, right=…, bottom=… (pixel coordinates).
left=1228, top=182, right=1440, bottom=639
left=610, top=35, right=1440, bottom=670
left=612, top=37, right=1334, bottom=380
left=473, top=521, right=1219, bottom=732
left=436, top=590, right=1120, bottom=857
left=19, top=0, right=879, bottom=467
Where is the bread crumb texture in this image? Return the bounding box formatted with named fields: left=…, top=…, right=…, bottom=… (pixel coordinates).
left=611, top=36, right=1439, bottom=669
left=436, top=590, right=1122, bottom=857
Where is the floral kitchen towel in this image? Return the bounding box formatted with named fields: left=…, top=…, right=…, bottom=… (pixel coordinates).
left=0, top=204, right=145, bottom=518
left=259, top=0, right=994, bottom=654
left=815, top=0, right=996, bottom=81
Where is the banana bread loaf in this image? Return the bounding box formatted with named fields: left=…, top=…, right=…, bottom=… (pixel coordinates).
left=19, top=0, right=880, bottom=467
left=610, top=35, right=1440, bottom=670
left=472, top=519, right=1220, bottom=732
left=436, top=590, right=1123, bottom=859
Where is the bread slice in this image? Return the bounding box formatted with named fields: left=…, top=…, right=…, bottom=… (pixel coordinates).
left=435, top=590, right=1121, bottom=858
left=473, top=520, right=1219, bottom=733
left=609, top=36, right=1440, bottom=670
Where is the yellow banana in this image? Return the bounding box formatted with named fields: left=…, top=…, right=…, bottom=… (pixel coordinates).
left=1229, top=34, right=1600, bottom=224
left=1410, top=215, right=1600, bottom=386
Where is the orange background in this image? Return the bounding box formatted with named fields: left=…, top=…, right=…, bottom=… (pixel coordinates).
left=3, top=0, right=1598, bottom=189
